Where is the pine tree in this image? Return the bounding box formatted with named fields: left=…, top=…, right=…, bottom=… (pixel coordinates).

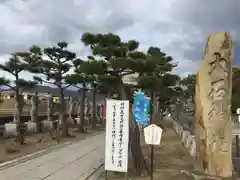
left=29, top=42, right=76, bottom=137
left=136, top=47, right=180, bottom=122
left=0, top=50, right=40, bottom=144
left=81, top=32, right=149, bottom=174
left=66, top=57, right=107, bottom=131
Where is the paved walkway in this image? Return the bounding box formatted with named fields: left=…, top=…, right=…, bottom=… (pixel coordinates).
left=1, top=133, right=105, bottom=180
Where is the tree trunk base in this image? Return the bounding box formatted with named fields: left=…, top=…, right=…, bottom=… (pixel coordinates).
left=78, top=126, right=87, bottom=133
left=36, top=122, right=42, bottom=133
left=60, top=129, right=70, bottom=137
left=130, top=126, right=150, bottom=176
left=15, top=134, right=24, bottom=145
left=91, top=124, right=96, bottom=129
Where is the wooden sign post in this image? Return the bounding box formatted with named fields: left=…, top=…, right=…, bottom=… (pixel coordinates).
left=144, top=124, right=163, bottom=180
left=236, top=108, right=240, bottom=157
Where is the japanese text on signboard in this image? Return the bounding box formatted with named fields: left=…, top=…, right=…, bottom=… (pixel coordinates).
left=105, top=100, right=129, bottom=172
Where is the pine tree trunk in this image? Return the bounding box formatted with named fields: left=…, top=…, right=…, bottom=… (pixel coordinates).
left=152, top=91, right=158, bottom=123
left=118, top=84, right=149, bottom=175
left=78, top=84, right=86, bottom=132
left=31, top=92, right=40, bottom=132
left=59, top=88, right=69, bottom=137
left=15, top=90, right=24, bottom=144
left=98, top=105, right=103, bottom=125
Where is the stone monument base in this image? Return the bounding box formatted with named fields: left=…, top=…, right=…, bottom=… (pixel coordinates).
left=180, top=170, right=238, bottom=180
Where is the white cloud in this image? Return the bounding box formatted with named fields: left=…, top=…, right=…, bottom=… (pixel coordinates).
left=0, top=0, right=239, bottom=81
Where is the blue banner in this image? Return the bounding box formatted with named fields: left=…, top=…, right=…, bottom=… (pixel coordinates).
left=133, top=93, right=150, bottom=127
left=133, top=93, right=144, bottom=125
left=142, top=98, right=150, bottom=125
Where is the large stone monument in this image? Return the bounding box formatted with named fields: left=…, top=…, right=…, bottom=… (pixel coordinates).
left=195, top=32, right=233, bottom=178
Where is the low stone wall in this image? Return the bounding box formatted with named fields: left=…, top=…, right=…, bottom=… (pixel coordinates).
left=0, top=120, right=58, bottom=138
left=0, top=114, right=104, bottom=138
left=172, top=120, right=196, bottom=157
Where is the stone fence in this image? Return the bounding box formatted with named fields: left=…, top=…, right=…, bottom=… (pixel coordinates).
left=0, top=101, right=105, bottom=138
left=0, top=98, right=104, bottom=117
left=172, top=119, right=196, bottom=157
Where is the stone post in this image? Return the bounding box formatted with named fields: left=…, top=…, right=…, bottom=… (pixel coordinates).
left=84, top=98, right=90, bottom=124
left=47, top=93, right=53, bottom=121
left=195, top=32, right=233, bottom=178
left=30, top=92, right=41, bottom=132
left=97, top=104, right=103, bottom=125
left=72, top=101, right=77, bottom=117
left=77, top=100, right=81, bottom=117
left=96, top=104, right=100, bottom=117
left=13, top=91, right=24, bottom=123
left=68, top=97, right=73, bottom=123
left=91, top=87, right=96, bottom=128
left=30, top=92, right=38, bottom=122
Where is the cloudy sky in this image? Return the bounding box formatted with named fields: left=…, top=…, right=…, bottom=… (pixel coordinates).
left=0, top=0, right=239, bottom=80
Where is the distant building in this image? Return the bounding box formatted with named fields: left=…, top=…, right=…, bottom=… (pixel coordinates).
left=122, top=73, right=139, bottom=85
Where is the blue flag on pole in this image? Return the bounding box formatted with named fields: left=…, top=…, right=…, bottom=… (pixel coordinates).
left=142, top=98, right=150, bottom=126
left=133, top=93, right=150, bottom=127
left=133, top=93, right=144, bottom=125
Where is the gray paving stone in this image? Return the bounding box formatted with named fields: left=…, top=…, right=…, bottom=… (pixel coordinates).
left=1, top=133, right=105, bottom=180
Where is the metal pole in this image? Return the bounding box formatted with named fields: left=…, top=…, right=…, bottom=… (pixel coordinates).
left=150, top=145, right=154, bottom=180
left=104, top=170, right=108, bottom=180
left=236, top=135, right=239, bottom=157
left=125, top=171, right=128, bottom=180
left=150, top=90, right=154, bottom=180
left=150, top=91, right=154, bottom=124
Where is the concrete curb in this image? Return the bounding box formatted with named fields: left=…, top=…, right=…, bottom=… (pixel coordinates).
left=0, top=131, right=103, bottom=170
left=85, top=163, right=104, bottom=180
left=0, top=140, right=73, bottom=170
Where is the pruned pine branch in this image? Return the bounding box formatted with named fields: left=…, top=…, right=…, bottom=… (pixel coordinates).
left=15, top=79, right=37, bottom=89
left=96, top=75, right=118, bottom=95
left=62, top=84, right=72, bottom=89
left=14, top=46, right=42, bottom=66
left=80, top=32, right=143, bottom=85
left=0, top=51, right=40, bottom=94
left=0, top=64, right=15, bottom=76
left=137, top=75, right=159, bottom=89
left=0, top=77, right=12, bottom=89
left=28, top=42, right=76, bottom=89
left=77, top=60, right=107, bottom=76
left=0, top=55, right=27, bottom=76
left=33, top=76, right=55, bottom=85
left=65, top=74, right=85, bottom=85
left=73, top=58, right=84, bottom=68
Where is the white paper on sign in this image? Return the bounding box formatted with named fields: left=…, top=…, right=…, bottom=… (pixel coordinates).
left=144, top=124, right=163, bottom=145
left=104, top=100, right=129, bottom=172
